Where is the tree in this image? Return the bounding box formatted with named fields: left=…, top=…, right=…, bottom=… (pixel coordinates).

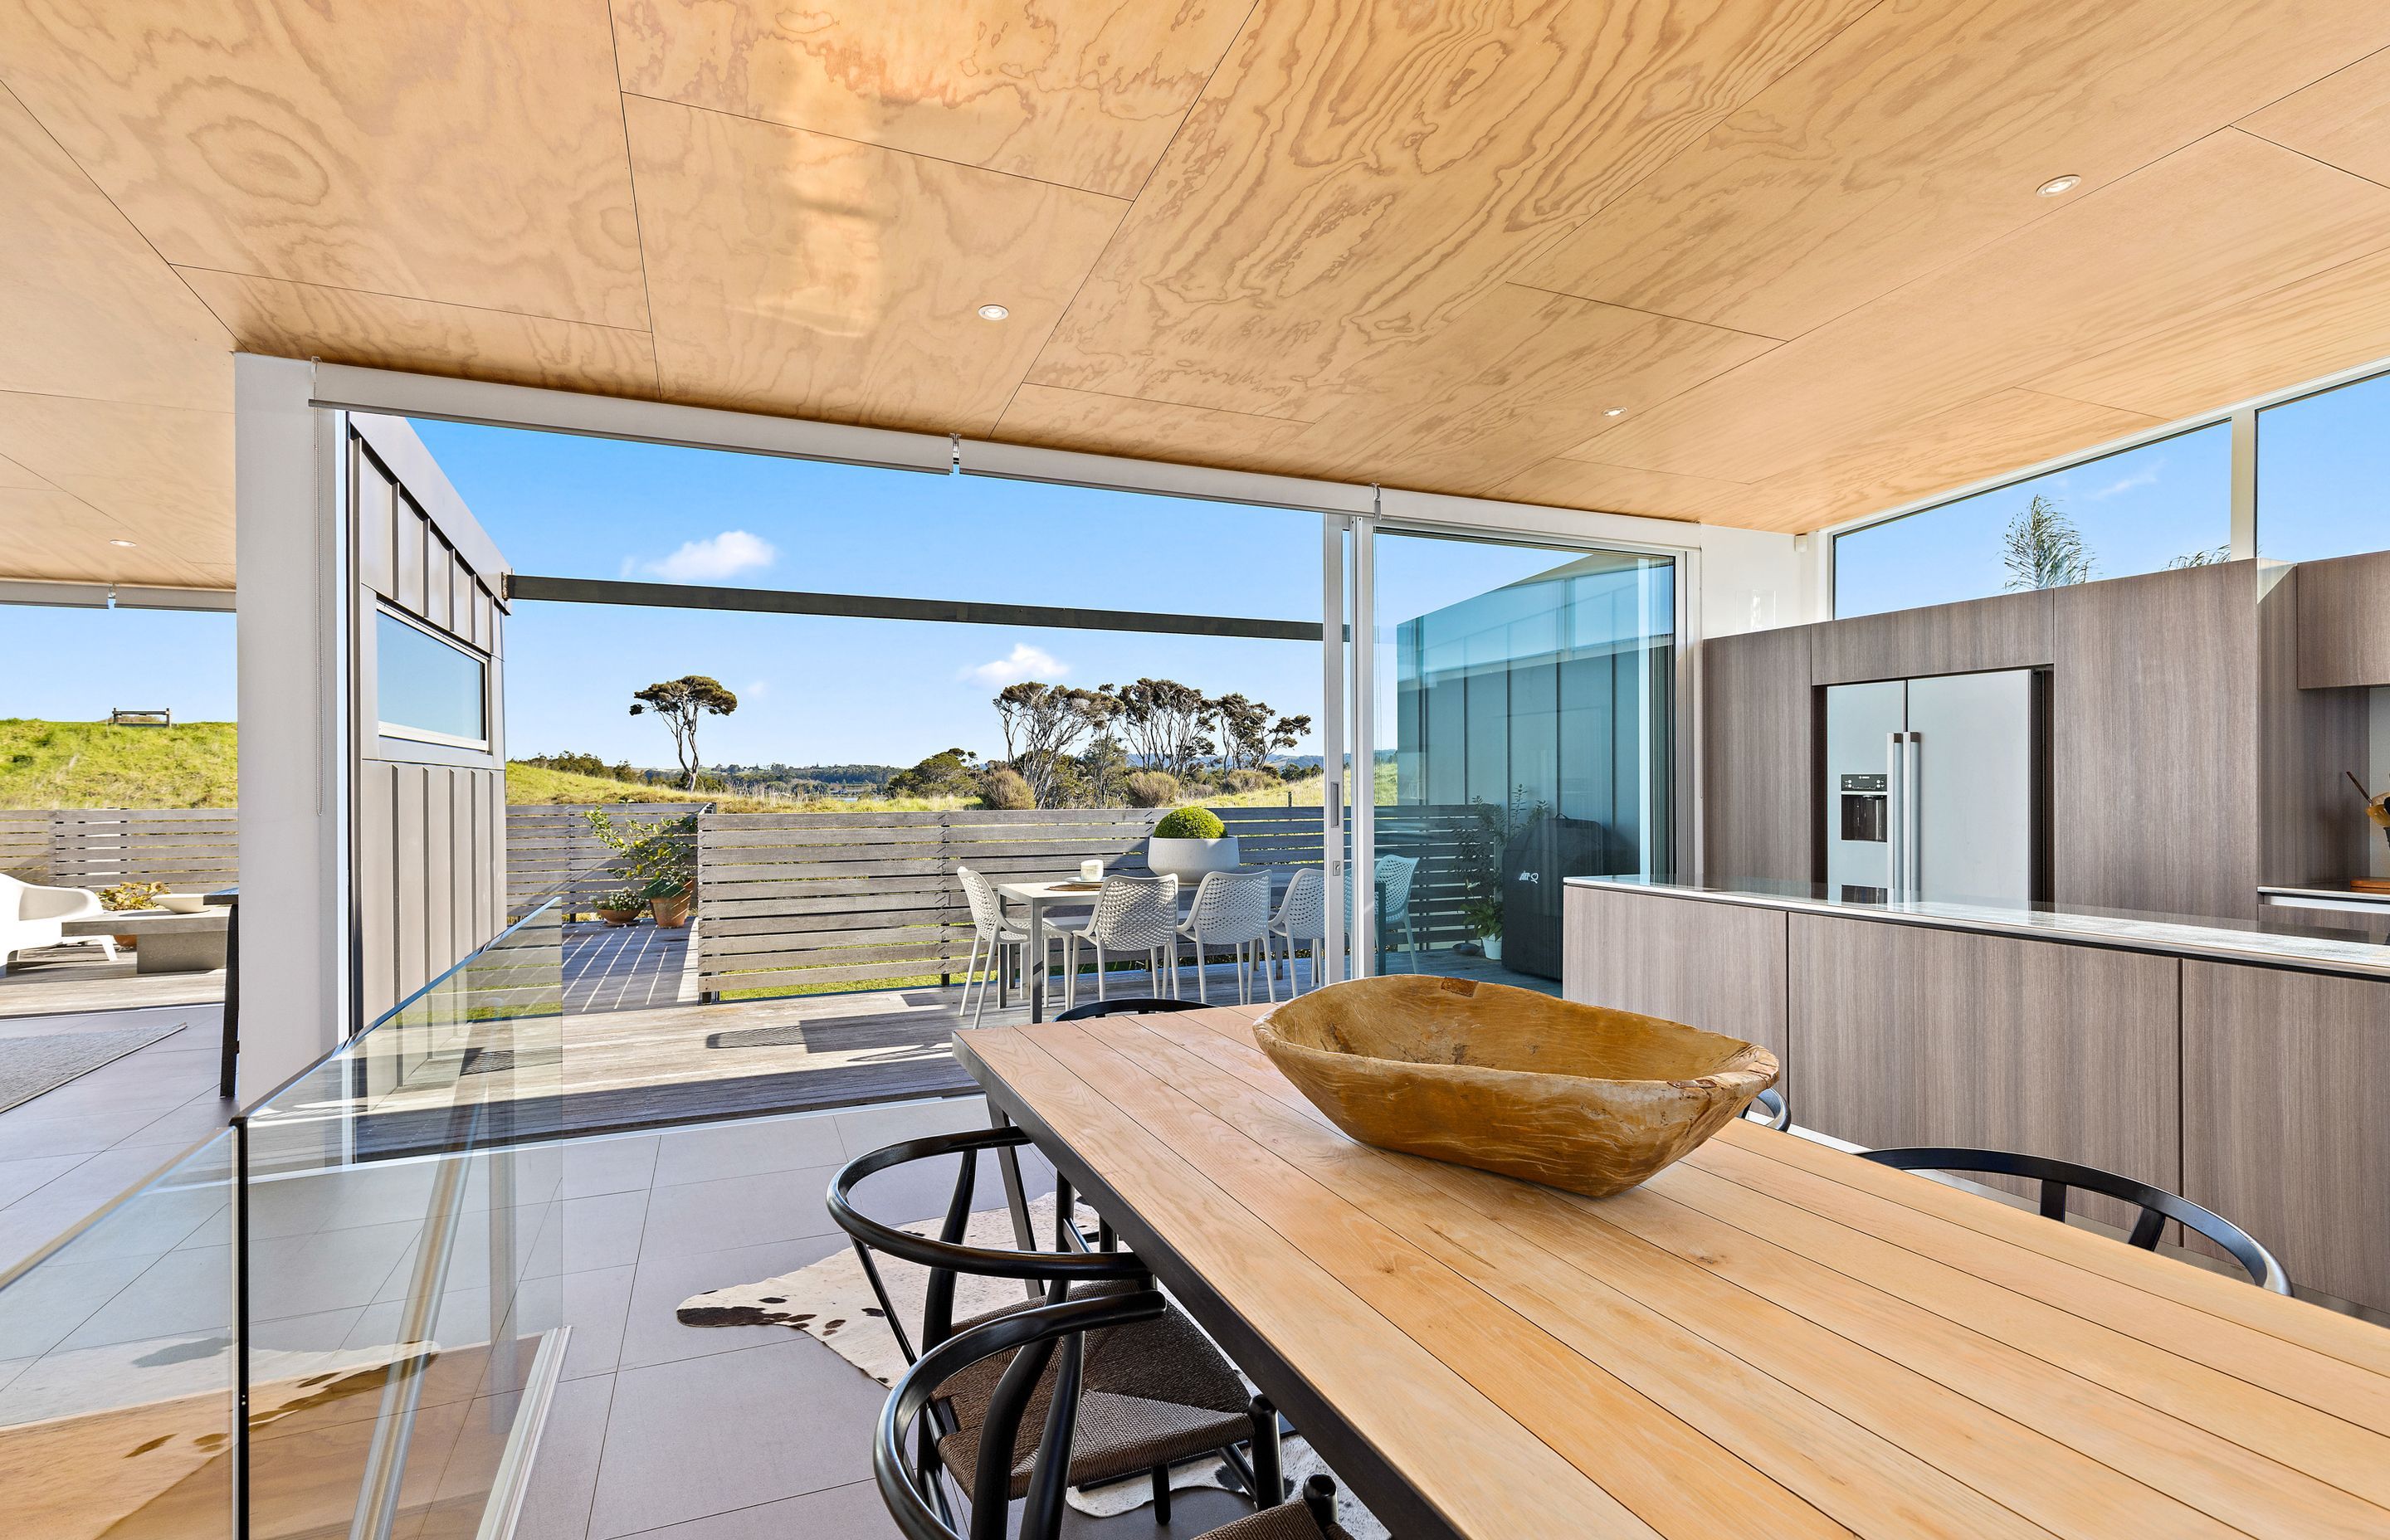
left=1105, top=678, right=1213, bottom=782
left=887, top=747, right=981, bottom=799
left=1212, top=692, right=1314, bottom=770
left=992, top=682, right=1104, bottom=807
left=2000, top=495, right=2094, bottom=591
left=630, top=675, right=739, bottom=790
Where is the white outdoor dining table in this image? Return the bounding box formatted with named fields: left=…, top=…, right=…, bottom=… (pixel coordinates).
left=992, top=868, right=1288, bottom=1024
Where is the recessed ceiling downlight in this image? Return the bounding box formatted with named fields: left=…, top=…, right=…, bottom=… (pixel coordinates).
left=109, top=539, right=138, bottom=548
left=976, top=304, right=1010, bottom=321
left=1602, top=407, right=1627, bottom=417
left=2036, top=174, right=2081, bottom=197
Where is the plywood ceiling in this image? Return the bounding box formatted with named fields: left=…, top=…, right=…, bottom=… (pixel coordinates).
left=7, top=0, right=2390, bottom=590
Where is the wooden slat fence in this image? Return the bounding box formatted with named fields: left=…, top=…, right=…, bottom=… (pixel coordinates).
left=0, top=812, right=47, bottom=885
left=505, top=804, right=700, bottom=919
left=693, top=803, right=1491, bottom=997
left=0, top=808, right=241, bottom=891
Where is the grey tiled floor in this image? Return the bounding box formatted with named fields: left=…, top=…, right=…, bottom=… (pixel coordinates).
left=0, top=1002, right=232, bottom=1277
left=520, top=1096, right=1277, bottom=1540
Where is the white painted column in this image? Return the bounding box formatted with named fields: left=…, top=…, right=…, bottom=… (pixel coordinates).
left=234, top=353, right=352, bottom=1100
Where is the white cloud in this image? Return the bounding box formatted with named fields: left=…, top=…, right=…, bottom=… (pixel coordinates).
left=640, top=529, right=777, bottom=582
left=744, top=680, right=770, bottom=699
left=961, top=643, right=1067, bottom=687
left=2082, top=466, right=2160, bottom=502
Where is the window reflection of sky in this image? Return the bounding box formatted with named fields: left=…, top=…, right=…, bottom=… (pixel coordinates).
left=1835, top=424, right=2231, bottom=618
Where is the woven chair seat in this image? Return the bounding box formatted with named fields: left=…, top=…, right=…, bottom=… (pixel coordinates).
left=1202, top=1499, right=1353, bottom=1540
left=931, top=1280, right=1251, bottom=1498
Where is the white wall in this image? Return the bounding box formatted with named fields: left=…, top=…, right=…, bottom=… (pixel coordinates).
left=1692, top=524, right=1812, bottom=640
left=234, top=353, right=349, bottom=1101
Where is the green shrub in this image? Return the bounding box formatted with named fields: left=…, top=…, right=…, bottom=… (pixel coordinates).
left=1224, top=768, right=1273, bottom=794
left=983, top=766, right=1035, bottom=810
left=1153, top=805, right=1225, bottom=841
left=1123, top=770, right=1179, bottom=808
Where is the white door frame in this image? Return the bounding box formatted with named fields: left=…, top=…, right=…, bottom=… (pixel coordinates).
left=1334, top=517, right=1697, bottom=977
left=251, top=358, right=1725, bottom=1026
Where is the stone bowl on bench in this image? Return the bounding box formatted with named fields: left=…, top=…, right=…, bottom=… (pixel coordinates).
left=1254, top=975, right=1778, bottom=1198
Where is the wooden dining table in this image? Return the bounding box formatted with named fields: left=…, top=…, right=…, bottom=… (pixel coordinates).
left=954, top=1001, right=2390, bottom=1540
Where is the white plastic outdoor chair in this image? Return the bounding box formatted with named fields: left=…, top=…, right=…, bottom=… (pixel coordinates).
left=1046, top=874, right=1179, bottom=1011
left=954, top=865, right=1035, bottom=1027
left=0, top=874, right=110, bottom=972
left=1375, top=854, right=1422, bottom=972
left=1176, top=870, right=1274, bottom=1005
left=1265, top=866, right=1327, bottom=995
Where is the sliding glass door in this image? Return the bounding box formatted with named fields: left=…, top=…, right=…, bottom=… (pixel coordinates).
left=1341, top=527, right=1678, bottom=991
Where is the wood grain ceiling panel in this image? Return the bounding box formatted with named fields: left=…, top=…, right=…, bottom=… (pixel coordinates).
left=1494, top=458, right=1750, bottom=524
left=0, top=390, right=235, bottom=582
left=0, top=393, right=232, bottom=498
left=610, top=0, right=1252, bottom=199
left=1749, top=388, right=2166, bottom=532
left=0, top=484, right=144, bottom=584
left=1578, top=131, right=2390, bottom=486
left=1519, top=0, right=2390, bottom=343
left=0, top=88, right=228, bottom=411
left=1287, top=284, right=1778, bottom=496
left=2241, top=46, right=2390, bottom=188
left=178, top=270, right=661, bottom=400
left=627, top=95, right=1122, bottom=436
left=1026, top=0, right=1877, bottom=419
left=0, top=0, right=647, bottom=329
left=992, top=383, right=1314, bottom=469
left=2038, top=246, right=2390, bottom=419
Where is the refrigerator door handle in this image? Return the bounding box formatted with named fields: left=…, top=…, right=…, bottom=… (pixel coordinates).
left=1885, top=732, right=1906, bottom=904
left=1901, top=731, right=1922, bottom=900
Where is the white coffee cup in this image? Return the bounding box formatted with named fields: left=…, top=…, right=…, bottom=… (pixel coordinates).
left=1080, top=860, right=1104, bottom=882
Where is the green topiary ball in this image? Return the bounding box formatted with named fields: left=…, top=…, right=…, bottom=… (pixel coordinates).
left=1153, top=805, right=1226, bottom=841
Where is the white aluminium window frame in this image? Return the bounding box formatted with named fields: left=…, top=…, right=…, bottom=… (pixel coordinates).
left=298, top=358, right=1717, bottom=879
left=1816, top=345, right=2390, bottom=616
left=371, top=603, right=492, bottom=752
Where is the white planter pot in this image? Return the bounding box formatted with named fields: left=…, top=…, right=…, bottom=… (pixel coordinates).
left=1146, top=835, right=1241, bottom=881
left=1481, top=934, right=1503, bottom=962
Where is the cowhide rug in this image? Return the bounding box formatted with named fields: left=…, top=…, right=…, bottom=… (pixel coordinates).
left=677, top=1197, right=1387, bottom=1536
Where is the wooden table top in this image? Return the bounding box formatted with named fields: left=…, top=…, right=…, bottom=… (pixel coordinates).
left=954, top=1004, right=2390, bottom=1540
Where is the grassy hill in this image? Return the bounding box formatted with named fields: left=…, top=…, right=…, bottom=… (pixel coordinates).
left=0, top=719, right=239, bottom=807
left=0, top=719, right=1341, bottom=815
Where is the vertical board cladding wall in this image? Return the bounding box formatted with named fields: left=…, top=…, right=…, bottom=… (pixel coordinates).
left=355, top=763, right=505, bottom=1024
left=350, top=415, right=511, bottom=1027
left=690, top=804, right=1488, bottom=997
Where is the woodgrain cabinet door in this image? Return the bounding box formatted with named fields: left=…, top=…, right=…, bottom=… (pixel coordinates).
left=1789, top=914, right=2178, bottom=1227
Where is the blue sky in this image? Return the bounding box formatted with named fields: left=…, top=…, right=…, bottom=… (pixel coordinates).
left=5, top=369, right=2380, bottom=753
left=406, top=422, right=1607, bottom=768
left=1833, top=423, right=2235, bottom=618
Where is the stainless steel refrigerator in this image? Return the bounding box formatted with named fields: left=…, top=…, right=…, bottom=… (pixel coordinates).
left=1822, top=669, right=2048, bottom=906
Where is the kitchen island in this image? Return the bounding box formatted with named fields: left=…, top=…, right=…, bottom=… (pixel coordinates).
left=1564, top=876, right=2390, bottom=1315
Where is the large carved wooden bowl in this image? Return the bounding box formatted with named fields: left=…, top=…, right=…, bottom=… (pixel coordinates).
left=1255, top=976, right=1779, bottom=1198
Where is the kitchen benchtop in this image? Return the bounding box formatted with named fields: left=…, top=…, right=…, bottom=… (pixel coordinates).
left=1572, top=875, right=2390, bottom=982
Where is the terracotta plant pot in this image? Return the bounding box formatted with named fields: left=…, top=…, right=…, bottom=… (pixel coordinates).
left=1256, top=975, right=1778, bottom=1198
left=649, top=886, right=693, bottom=928
left=595, top=908, right=642, bottom=928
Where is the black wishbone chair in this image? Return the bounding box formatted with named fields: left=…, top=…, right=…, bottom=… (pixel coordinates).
left=1856, top=1146, right=2293, bottom=1294
left=830, top=1126, right=1284, bottom=1528
left=1743, top=1087, right=1790, bottom=1130
left=876, top=1290, right=1354, bottom=1540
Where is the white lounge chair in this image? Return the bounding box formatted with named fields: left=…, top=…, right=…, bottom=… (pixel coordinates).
left=0, top=875, right=113, bottom=972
